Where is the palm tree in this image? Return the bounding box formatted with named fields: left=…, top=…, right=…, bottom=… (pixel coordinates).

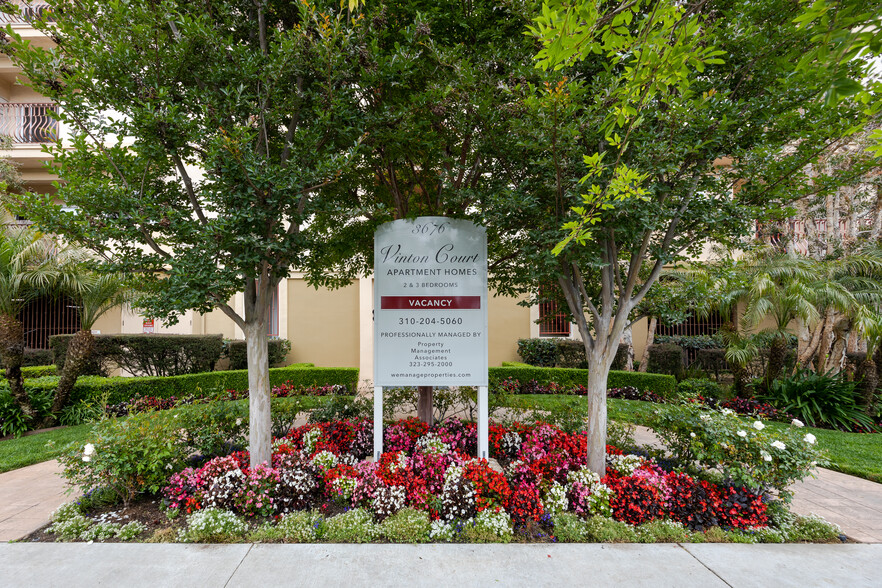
left=0, top=223, right=61, bottom=423
left=41, top=269, right=133, bottom=426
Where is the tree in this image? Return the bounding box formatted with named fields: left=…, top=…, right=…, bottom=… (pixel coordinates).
left=489, top=0, right=880, bottom=475
left=310, top=0, right=546, bottom=422
left=0, top=222, right=61, bottom=423
left=5, top=1, right=365, bottom=467
left=43, top=268, right=133, bottom=427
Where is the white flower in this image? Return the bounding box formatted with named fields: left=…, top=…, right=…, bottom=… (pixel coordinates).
left=761, top=451, right=772, bottom=462
left=737, top=430, right=747, bottom=438
left=721, top=408, right=735, bottom=416
left=690, top=432, right=696, bottom=438
left=82, top=455, right=91, bottom=462
left=771, top=440, right=786, bottom=450
left=791, top=419, right=804, bottom=428
left=235, top=419, right=242, bottom=426
left=83, top=443, right=95, bottom=456
left=699, top=414, right=711, bottom=421
left=753, top=421, right=765, bottom=431
left=804, top=433, right=816, bottom=445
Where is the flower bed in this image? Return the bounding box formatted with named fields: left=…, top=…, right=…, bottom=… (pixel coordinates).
left=42, top=412, right=838, bottom=544
left=161, top=419, right=771, bottom=538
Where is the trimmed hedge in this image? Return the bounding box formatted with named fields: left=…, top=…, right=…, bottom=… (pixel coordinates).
left=51, top=333, right=226, bottom=377
left=10, top=364, right=356, bottom=407
left=21, top=365, right=57, bottom=379
left=647, top=343, right=685, bottom=377
left=488, top=366, right=677, bottom=398
left=226, top=338, right=292, bottom=370
left=0, top=348, right=54, bottom=369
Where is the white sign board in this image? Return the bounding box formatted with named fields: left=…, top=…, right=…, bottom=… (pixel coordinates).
left=374, top=217, right=488, bottom=387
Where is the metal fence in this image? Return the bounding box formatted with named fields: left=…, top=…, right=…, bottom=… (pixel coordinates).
left=19, top=295, right=81, bottom=349
left=0, top=1, right=52, bottom=23
left=0, top=103, right=59, bottom=144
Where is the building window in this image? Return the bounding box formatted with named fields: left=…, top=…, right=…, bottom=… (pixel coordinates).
left=266, top=284, right=279, bottom=337
left=538, top=292, right=570, bottom=337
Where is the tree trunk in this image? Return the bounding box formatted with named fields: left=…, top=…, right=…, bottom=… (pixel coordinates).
left=621, top=325, right=634, bottom=371
left=824, top=318, right=849, bottom=375
left=417, top=386, right=433, bottom=426
left=856, top=356, right=878, bottom=415
left=732, top=362, right=751, bottom=399
left=244, top=320, right=271, bottom=468
left=584, top=354, right=611, bottom=476
left=798, top=314, right=827, bottom=370
left=0, top=313, right=36, bottom=423
left=638, top=317, right=656, bottom=373
left=764, top=334, right=788, bottom=392
left=875, top=346, right=882, bottom=405
left=42, top=329, right=95, bottom=427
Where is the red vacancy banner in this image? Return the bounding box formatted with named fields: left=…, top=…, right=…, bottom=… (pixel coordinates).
left=380, top=295, right=481, bottom=310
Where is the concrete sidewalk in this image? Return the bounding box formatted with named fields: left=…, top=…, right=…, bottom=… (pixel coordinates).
left=1, top=543, right=880, bottom=587
left=0, top=460, right=68, bottom=542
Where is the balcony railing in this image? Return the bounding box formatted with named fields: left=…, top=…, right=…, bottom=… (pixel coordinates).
left=0, top=1, right=52, bottom=23
left=0, top=103, right=59, bottom=144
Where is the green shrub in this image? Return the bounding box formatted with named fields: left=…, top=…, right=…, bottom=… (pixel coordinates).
left=49, top=335, right=122, bottom=376
left=320, top=508, right=380, bottom=543
left=655, top=334, right=723, bottom=351
left=695, top=348, right=727, bottom=378
left=180, top=508, right=249, bottom=543
left=226, top=338, right=292, bottom=370
left=556, top=340, right=588, bottom=368
left=610, top=343, right=631, bottom=371
left=275, top=510, right=323, bottom=542
left=677, top=378, right=725, bottom=402
left=0, top=348, right=55, bottom=369
left=582, top=516, right=639, bottom=542
left=646, top=343, right=684, bottom=378
left=551, top=512, right=590, bottom=542
left=21, top=365, right=57, bottom=378
left=112, top=334, right=224, bottom=376
left=15, top=364, right=357, bottom=408
left=783, top=514, right=842, bottom=543
left=52, top=397, right=325, bottom=505
left=637, top=520, right=692, bottom=543
left=51, top=333, right=225, bottom=377
left=488, top=366, right=676, bottom=398
left=379, top=508, right=432, bottom=543
left=517, top=338, right=558, bottom=367
left=765, top=369, right=875, bottom=432
left=650, top=403, right=823, bottom=499
left=461, top=509, right=513, bottom=543
left=47, top=502, right=92, bottom=542
left=57, top=412, right=194, bottom=506
left=0, top=387, right=53, bottom=437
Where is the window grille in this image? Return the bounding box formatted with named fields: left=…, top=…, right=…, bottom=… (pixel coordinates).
left=18, top=295, right=81, bottom=349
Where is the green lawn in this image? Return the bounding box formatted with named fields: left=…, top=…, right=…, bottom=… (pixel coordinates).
left=0, top=423, right=92, bottom=473
left=0, top=395, right=340, bottom=474
left=502, top=394, right=882, bottom=484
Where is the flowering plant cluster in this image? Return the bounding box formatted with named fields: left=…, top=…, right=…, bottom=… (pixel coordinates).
left=607, top=386, right=665, bottom=403
left=650, top=404, right=823, bottom=500
left=161, top=418, right=769, bottom=535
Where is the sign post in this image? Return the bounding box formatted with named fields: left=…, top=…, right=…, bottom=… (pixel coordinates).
left=373, top=217, right=489, bottom=459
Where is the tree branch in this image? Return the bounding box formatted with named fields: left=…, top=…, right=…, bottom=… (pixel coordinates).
left=171, top=152, right=208, bottom=225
